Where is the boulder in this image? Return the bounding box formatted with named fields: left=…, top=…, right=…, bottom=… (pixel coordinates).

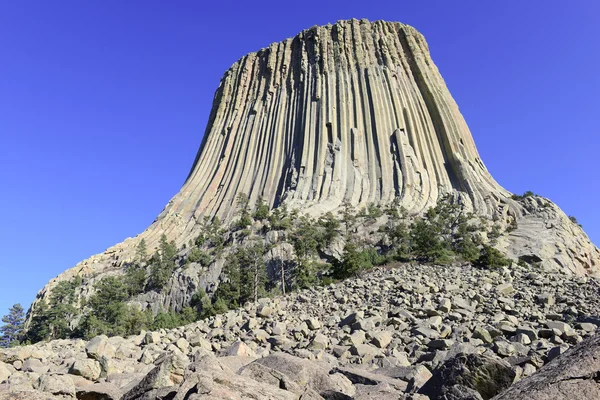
left=75, top=382, right=122, bottom=400
left=493, top=333, right=600, bottom=399
left=121, top=353, right=189, bottom=400
left=179, top=356, right=298, bottom=400
left=22, top=358, right=49, bottom=374
left=419, top=353, right=515, bottom=400
left=0, top=362, right=12, bottom=383
left=86, top=335, right=116, bottom=361
left=34, top=374, right=76, bottom=397
left=70, top=359, right=102, bottom=381
left=250, top=353, right=355, bottom=397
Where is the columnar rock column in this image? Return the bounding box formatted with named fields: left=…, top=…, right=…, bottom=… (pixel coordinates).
left=30, top=19, right=600, bottom=324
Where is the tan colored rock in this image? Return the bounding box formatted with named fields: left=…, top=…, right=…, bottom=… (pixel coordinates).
left=34, top=374, right=76, bottom=397
left=69, top=359, right=101, bottom=381
left=0, top=361, right=11, bottom=383
left=29, top=19, right=600, bottom=330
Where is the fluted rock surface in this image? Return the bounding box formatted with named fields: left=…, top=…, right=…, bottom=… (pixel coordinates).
left=170, top=18, right=505, bottom=228
left=30, top=19, right=599, bottom=321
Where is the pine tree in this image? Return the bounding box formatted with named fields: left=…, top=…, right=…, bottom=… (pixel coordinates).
left=85, top=276, right=129, bottom=337
left=253, top=196, right=270, bottom=221
left=0, top=304, right=25, bottom=347
left=136, top=239, right=148, bottom=264
left=245, top=242, right=266, bottom=303
left=235, top=193, right=252, bottom=229
left=340, top=201, right=356, bottom=235
left=25, top=301, right=50, bottom=343
left=333, top=240, right=372, bottom=279
left=148, top=234, right=178, bottom=290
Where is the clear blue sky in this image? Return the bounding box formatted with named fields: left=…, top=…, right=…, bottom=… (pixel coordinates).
left=1, top=1, right=598, bottom=317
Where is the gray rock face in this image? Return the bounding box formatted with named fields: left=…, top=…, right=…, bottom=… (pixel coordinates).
left=492, top=333, right=600, bottom=400
left=30, top=18, right=600, bottom=329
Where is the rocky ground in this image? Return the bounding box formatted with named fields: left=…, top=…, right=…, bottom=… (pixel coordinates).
left=2, top=262, right=600, bottom=399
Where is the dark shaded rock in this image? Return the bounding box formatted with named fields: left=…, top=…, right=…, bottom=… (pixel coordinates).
left=419, top=353, right=514, bottom=400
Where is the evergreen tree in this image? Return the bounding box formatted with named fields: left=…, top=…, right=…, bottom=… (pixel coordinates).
left=291, top=216, right=322, bottom=289
left=28, top=277, right=82, bottom=340
left=235, top=193, right=252, bottom=229
left=475, top=245, right=512, bottom=269
left=186, top=247, right=212, bottom=266
left=191, top=288, right=216, bottom=319
left=340, top=201, right=357, bottom=235
left=212, top=297, right=228, bottom=314
left=125, top=265, right=147, bottom=296
left=26, top=301, right=50, bottom=343
left=148, top=234, right=178, bottom=291
left=382, top=205, right=411, bottom=259
left=333, top=240, right=372, bottom=279
left=241, top=242, right=266, bottom=303
left=123, top=305, right=151, bottom=336
left=253, top=196, right=270, bottom=221
left=0, top=304, right=25, bottom=347
left=84, top=276, right=129, bottom=337
left=410, top=217, right=451, bottom=263
left=318, top=212, right=340, bottom=246
left=136, top=239, right=148, bottom=264
left=269, top=204, right=291, bottom=230
left=215, top=251, right=243, bottom=309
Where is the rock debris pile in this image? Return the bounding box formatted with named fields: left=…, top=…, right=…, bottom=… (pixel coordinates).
left=3, top=262, right=600, bottom=399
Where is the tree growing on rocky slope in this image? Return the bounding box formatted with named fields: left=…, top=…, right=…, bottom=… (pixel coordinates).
left=291, top=216, right=324, bottom=289
left=148, top=234, right=177, bottom=291
left=81, top=276, right=129, bottom=337
left=234, top=193, right=252, bottom=230
left=475, top=245, right=512, bottom=269
left=253, top=196, right=270, bottom=221
left=0, top=304, right=24, bottom=347
left=333, top=240, right=373, bottom=279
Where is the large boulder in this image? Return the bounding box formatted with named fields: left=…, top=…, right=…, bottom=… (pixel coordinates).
left=121, top=353, right=189, bottom=400
left=34, top=374, right=76, bottom=397
left=175, top=356, right=299, bottom=400
left=492, top=333, right=600, bottom=399
left=0, top=362, right=11, bottom=383
left=249, top=353, right=355, bottom=397
left=419, top=353, right=515, bottom=400
left=85, top=335, right=116, bottom=361
left=70, top=359, right=102, bottom=381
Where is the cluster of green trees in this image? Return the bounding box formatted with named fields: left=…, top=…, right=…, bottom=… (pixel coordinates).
left=19, top=194, right=514, bottom=345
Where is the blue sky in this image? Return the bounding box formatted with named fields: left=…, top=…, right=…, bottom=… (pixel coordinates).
left=1, top=1, right=598, bottom=317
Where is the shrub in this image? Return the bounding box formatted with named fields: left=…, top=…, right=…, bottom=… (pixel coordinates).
left=475, top=245, right=512, bottom=269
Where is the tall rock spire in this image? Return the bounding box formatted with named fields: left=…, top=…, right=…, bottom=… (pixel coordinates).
left=30, top=20, right=599, bottom=322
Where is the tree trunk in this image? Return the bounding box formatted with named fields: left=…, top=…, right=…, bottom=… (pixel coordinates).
left=253, top=259, right=259, bottom=303
left=280, top=259, right=286, bottom=296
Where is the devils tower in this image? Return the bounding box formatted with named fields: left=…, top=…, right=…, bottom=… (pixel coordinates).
left=30, top=19, right=599, bottom=322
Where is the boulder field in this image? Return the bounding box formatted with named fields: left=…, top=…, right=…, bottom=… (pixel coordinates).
left=3, top=262, right=600, bottom=399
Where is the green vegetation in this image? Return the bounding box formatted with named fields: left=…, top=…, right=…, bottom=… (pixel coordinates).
left=0, top=304, right=25, bottom=347
left=569, top=215, right=582, bottom=227
left=511, top=190, right=536, bottom=201
left=148, top=234, right=178, bottom=290
left=22, top=193, right=517, bottom=344
left=475, top=245, right=512, bottom=269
